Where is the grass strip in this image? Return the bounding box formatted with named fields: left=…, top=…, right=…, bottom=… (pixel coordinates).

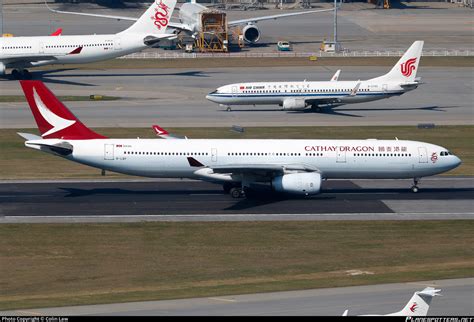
left=0, top=220, right=472, bottom=310
left=0, top=126, right=472, bottom=179
left=0, top=95, right=121, bottom=103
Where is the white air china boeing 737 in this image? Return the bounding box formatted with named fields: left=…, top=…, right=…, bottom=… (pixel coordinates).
left=206, top=41, right=424, bottom=112
left=0, top=0, right=177, bottom=79
left=19, top=80, right=460, bottom=198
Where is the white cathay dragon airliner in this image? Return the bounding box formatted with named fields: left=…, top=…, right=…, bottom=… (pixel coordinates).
left=0, top=0, right=177, bottom=79
left=207, top=41, right=424, bottom=112
left=18, top=81, right=460, bottom=198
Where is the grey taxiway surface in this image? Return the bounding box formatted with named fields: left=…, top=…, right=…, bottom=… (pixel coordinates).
left=0, top=66, right=473, bottom=128
left=1, top=177, right=472, bottom=223
left=1, top=278, right=472, bottom=316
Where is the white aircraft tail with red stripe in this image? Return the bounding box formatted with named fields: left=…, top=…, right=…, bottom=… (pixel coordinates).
left=20, top=80, right=106, bottom=140
left=120, top=0, right=177, bottom=35
left=388, top=287, right=441, bottom=316
left=372, top=41, right=424, bottom=83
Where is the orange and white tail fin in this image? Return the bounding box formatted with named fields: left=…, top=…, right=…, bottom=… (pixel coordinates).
left=20, top=81, right=106, bottom=140
left=120, top=0, right=177, bottom=35
left=373, top=41, right=424, bottom=83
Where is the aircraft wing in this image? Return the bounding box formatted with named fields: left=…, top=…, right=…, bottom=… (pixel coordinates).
left=228, top=8, right=334, bottom=26
left=3, top=47, right=83, bottom=65
left=188, top=158, right=319, bottom=179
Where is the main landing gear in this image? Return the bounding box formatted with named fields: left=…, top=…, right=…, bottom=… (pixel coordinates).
left=11, top=69, right=32, bottom=80
left=411, top=178, right=420, bottom=193
left=223, top=182, right=246, bottom=198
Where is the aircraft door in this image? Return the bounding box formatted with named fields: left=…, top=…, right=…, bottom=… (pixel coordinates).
left=418, top=147, right=428, bottom=163
left=39, top=42, right=44, bottom=54
left=104, top=144, right=114, bottom=160
left=336, top=149, right=346, bottom=163
left=114, top=38, right=122, bottom=50
left=232, top=86, right=238, bottom=97
left=211, top=148, right=218, bottom=162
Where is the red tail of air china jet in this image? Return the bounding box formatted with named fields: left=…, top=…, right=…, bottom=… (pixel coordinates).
left=18, top=81, right=461, bottom=198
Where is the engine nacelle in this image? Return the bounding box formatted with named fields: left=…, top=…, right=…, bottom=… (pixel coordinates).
left=282, top=98, right=307, bottom=110
left=272, top=172, right=322, bottom=195
left=0, top=62, right=5, bottom=75
left=242, top=24, right=260, bottom=44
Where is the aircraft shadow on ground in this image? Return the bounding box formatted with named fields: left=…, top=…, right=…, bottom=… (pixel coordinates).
left=1, top=69, right=212, bottom=87
left=220, top=105, right=458, bottom=117
left=58, top=186, right=474, bottom=200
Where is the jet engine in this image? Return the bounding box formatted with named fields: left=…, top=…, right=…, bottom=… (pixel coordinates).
left=282, top=98, right=307, bottom=110
left=272, top=172, right=322, bottom=195
left=0, top=63, right=5, bottom=75
left=242, top=24, right=260, bottom=44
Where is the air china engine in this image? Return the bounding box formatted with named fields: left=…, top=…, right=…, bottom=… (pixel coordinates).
left=242, top=24, right=260, bottom=44
left=282, top=98, right=307, bottom=110
left=272, top=172, right=322, bottom=195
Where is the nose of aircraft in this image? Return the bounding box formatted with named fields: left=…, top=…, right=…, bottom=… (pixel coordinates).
left=452, top=155, right=462, bottom=169
left=206, top=89, right=218, bottom=102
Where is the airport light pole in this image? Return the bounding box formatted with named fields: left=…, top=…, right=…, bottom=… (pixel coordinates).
left=334, top=0, right=338, bottom=51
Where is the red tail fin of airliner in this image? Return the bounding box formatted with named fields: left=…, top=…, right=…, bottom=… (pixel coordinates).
left=20, top=80, right=107, bottom=140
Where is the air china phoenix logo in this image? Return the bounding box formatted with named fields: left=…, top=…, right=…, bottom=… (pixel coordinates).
left=33, top=88, right=76, bottom=137
left=409, top=302, right=418, bottom=313
left=431, top=152, right=438, bottom=163
left=400, top=58, right=417, bottom=77
left=151, top=0, right=170, bottom=30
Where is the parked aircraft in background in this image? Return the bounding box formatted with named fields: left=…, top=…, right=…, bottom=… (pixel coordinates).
left=18, top=81, right=461, bottom=198
left=343, top=287, right=441, bottom=316
left=45, top=0, right=334, bottom=46
left=207, top=41, right=424, bottom=112
left=0, top=0, right=177, bottom=79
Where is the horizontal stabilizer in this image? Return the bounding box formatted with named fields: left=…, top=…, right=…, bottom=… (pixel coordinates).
left=17, top=132, right=42, bottom=141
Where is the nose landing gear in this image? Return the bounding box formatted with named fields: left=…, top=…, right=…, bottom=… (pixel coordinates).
left=411, top=178, right=420, bottom=193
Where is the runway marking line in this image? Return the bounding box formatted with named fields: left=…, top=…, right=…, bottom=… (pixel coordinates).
left=208, top=297, right=236, bottom=303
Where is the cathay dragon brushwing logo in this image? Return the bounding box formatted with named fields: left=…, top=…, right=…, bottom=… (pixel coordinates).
left=33, top=88, right=76, bottom=137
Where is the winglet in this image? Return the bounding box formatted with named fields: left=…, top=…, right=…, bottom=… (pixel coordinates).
left=342, top=309, right=348, bottom=316
left=50, top=28, right=62, bottom=36
left=330, top=69, right=341, bottom=82
left=350, top=81, right=361, bottom=96
left=68, top=46, right=83, bottom=55
left=391, top=287, right=441, bottom=316
left=187, top=157, right=204, bottom=167
left=152, top=125, right=169, bottom=136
